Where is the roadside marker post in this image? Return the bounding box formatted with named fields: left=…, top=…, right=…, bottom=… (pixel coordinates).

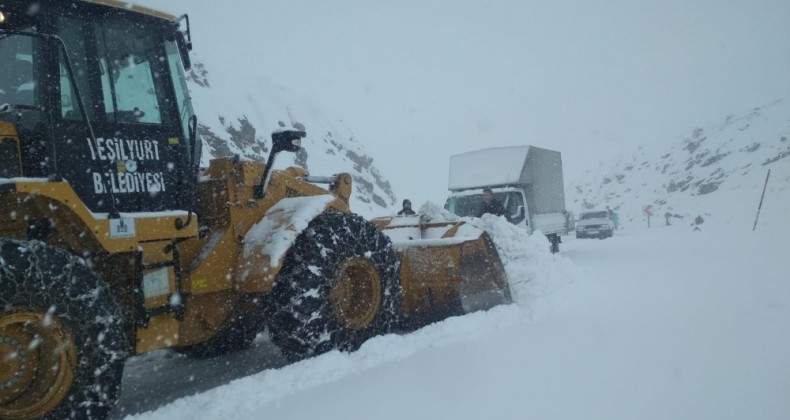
left=752, top=169, right=771, bottom=231
left=643, top=205, right=653, bottom=228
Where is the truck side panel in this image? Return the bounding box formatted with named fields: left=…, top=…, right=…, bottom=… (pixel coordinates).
left=523, top=147, right=566, bottom=215
left=531, top=212, right=567, bottom=235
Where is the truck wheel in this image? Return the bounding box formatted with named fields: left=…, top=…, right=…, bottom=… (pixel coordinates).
left=0, top=240, right=127, bottom=420
left=267, top=212, right=401, bottom=361
left=548, top=234, right=560, bottom=254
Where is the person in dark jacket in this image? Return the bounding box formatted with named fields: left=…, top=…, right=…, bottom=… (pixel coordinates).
left=478, top=188, right=506, bottom=217
left=397, top=199, right=416, bottom=216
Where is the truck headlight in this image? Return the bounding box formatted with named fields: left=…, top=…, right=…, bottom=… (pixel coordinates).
left=0, top=11, right=7, bottom=23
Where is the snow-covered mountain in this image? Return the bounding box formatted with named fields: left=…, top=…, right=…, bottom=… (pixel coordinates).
left=568, top=99, right=790, bottom=230
left=184, top=57, right=397, bottom=216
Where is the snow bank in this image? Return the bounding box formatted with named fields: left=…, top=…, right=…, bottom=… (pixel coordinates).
left=121, top=209, right=790, bottom=420
left=124, top=213, right=580, bottom=420
left=417, top=200, right=585, bottom=318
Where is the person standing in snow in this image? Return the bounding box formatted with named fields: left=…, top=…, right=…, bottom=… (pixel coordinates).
left=397, top=199, right=416, bottom=216
left=606, top=205, right=620, bottom=229
left=478, top=188, right=506, bottom=218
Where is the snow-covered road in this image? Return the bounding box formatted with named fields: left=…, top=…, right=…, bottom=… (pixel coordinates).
left=115, top=221, right=790, bottom=420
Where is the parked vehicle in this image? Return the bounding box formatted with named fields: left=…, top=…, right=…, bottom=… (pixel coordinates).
left=575, top=210, right=616, bottom=239
left=444, top=146, right=568, bottom=253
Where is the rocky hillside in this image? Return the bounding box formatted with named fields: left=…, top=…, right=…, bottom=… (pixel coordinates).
left=185, top=58, right=397, bottom=216
left=568, top=99, right=790, bottom=230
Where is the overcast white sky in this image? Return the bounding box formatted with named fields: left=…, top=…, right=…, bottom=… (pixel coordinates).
left=142, top=0, right=790, bottom=207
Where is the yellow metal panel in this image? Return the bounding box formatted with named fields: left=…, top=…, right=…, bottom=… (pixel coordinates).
left=135, top=314, right=180, bottom=353
left=0, top=121, right=18, bottom=137
left=183, top=227, right=237, bottom=295
left=398, top=245, right=462, bottom=318
left=83, top=0, right=176, bottom=21
left=177, top=291, right=241, bottom=346
left=331, top=173, right=353, bottom=206
left=138, top=240, right=173, bottom=264
left=0, top=122, right=22, bottom=177
left=9, top=181, right=197, bottom=252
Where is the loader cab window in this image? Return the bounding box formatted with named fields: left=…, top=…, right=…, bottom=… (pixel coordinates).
left=0, top=33, right=42, bottom=125
left=98, top=21, right=168, bottom=124
left=0, top=34, right=36, bottom=109
left=165, top=39, right=194, bottom=143
left=57, top=16, right=97, bottom=120
left=55, top=15, right=172, bottom=125
left=0, top=31, right=52, bottom=177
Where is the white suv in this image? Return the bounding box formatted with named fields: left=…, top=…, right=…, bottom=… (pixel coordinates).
left=575, top=210, right=615, bottom=239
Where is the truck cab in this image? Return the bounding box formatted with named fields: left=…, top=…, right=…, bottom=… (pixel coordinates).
left=444, top=145, right=569, bottom=253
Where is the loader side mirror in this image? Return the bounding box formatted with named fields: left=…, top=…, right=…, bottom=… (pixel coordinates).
left=175, top=31, right=191, bottom=70
left=512, top=205, right=524, bottom=219
left=254, top=130, right=306, bottom=199
left=271, top=130, right=305, bottom=154
left=172, top=14, right=192, bottom=70
left=509, top=205, right=526, bottom=225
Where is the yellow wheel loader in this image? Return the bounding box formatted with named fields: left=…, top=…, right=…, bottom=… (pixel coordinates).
left=0, top=1, right=511, bottom=418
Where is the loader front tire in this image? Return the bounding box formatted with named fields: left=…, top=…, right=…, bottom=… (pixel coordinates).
left=267, top=212, right=401, bottom=361
left=0, top=240, right=127, bottom=420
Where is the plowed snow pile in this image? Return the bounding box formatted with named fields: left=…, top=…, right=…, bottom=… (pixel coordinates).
left=123, top=210, right=790, bottom=420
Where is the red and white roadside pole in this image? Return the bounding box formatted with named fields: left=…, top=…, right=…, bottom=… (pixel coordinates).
left=643, top=205, right=653, bottom=228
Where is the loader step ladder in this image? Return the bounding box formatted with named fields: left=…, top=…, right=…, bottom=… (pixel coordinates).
left=134, top=242, right=185, bottom=327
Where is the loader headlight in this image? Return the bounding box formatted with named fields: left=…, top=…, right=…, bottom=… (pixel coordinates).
left=0, top=11, right=7, bottom=23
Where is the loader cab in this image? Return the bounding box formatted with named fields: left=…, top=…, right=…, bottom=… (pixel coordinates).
left=0, top=0, right=198, bottom=213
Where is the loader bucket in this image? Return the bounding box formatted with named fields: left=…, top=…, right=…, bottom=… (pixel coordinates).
left=372, top=216, right=512, bottom=328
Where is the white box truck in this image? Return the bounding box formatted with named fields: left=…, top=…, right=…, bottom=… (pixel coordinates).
left=444, top=146, right=569, bottom=252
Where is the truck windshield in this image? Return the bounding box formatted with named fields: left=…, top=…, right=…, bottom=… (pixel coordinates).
left=445, top=191, right=522, bottom=221
left=445, top=194, right=484, bottom=217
